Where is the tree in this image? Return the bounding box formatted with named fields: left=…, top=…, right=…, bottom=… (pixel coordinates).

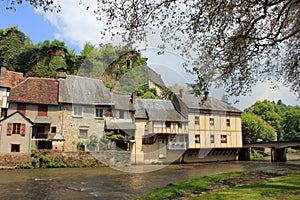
left=7, top=0, right=299, bottom=98
left=282, top=106, right=300, bottom=140
left=0, top=26, right=31, bottom=70
left=242, top=112, right=276, bottom=143
left=245, top=100, right=284, bottom=140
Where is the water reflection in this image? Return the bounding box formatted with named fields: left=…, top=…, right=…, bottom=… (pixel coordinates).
left=0, top=158, right=299, bottom=200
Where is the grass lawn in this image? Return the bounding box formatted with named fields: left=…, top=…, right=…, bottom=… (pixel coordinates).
left=135, top=168, right=300, bottom=200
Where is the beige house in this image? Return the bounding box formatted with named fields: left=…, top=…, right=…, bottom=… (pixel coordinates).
left=172, top=91, right=243, bottom=162
left=133, top=98, right=188, bottom=164
left=58, top=74, right=113, bottom=152
left=7, top=77, right=63, bottom=151
left=105, top=93, right=136, bottom=150
left=0, top=111, right=33, bottom=153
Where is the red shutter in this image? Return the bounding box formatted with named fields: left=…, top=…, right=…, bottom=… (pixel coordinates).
left=7, top=123, right=12, bottom=136
left=20, top=124, right=26, bottom=136
left=142, top=136, right=145, bottom=144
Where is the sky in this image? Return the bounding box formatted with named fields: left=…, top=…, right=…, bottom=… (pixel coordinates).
left=0, top=1, right=298, bottom=110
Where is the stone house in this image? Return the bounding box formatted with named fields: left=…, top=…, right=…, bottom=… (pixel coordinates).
left=0, top=111, right=33, bottom=153
left=58, top=75, right=113, bottom=152
left=7, top=77, right=63, bottom=151
left=171, top=90, right=243, bottom=162
left=133, top=98, right=188, bottom=164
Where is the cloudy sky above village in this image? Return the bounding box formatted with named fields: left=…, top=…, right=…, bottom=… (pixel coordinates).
left=0, top=0, right=298, bottom=110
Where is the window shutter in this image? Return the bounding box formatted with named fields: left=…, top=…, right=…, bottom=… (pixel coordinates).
left=142, top=136, right=145, bottom=144
left=20, top=124, right=26, bottom=136
left=7, top=123, right=12, bottom=136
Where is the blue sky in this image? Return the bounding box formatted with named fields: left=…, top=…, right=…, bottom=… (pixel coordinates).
left=0, top=1, right=298, bottom=109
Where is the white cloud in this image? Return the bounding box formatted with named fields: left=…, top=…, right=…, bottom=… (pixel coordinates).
left=35, top=0, right=104, bottom=49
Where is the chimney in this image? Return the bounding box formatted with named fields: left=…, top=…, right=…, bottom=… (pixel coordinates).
left=131, top=91, right=136, bottom=104
left=204, top=91, right=209, bottom=101
left=110, top=86, right=114, bottom=93
left=179, top=89, right=184, bottom=98
left=56, top=68, right=67, bottom=79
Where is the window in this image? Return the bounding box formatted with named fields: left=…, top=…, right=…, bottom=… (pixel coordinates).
left=7, top=123, right=25, bottom=136
left=221, top=135, right=227, bottom=143
left=1, top=108, right=7, bottom=118
left=226, top=119, right=230, bottom=127
left=95, top=108, right=104, bottom=118
left=142, top=135, right=155, bottom=144
left=165, top=121, right=171, bottom=128
left=13, top=123, right=21, bottom=134
left=11, top=144, right=20, bottom=152
left=38, top=105, right=48, bottom=116
left=17, top=103, right=26, bottom=115
left=209, top=118, right=214, bottom=126
left=51, top=127, right=57, bottom=133
left=195, top=116, right=199, bottom=125
left=116, top=110, right=127, bottom=119
left=73, top=106, right=83, bottom=117
left=210, top=135, right=215, bottom=143
left=195, top=135, right=200, bottom=143
left=79, top=129, right=88, bottom=139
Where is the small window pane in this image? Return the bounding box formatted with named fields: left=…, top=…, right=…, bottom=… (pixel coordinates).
left=79, top=129, right=88, bottom=139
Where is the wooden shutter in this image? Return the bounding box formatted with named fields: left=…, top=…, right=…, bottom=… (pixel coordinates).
left=7, top=123, right=12, bottom=136
left=20, top=124, right=26, bottom=136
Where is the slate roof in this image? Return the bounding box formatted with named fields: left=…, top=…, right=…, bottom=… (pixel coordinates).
left=178, top=94, right=242, bottom=113
left=148, top=67, right=166, bottom=88
left=105, top=121, right=136, bottom=130
left=111, top=94, right=135, bottom=111
left=59, top=75, right=112, bottom=105
left=135, top=98, right=187, bottom=122
left=8, top=77, right=58, bottom=105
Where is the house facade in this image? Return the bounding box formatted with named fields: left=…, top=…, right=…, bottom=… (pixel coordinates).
left=172, top=91, right=243, bottom=162
left=0, top=111, right=33, bottom=153
left=58, top=74, right=113, bottom=152
left=132, top=98, right=188, bottom=164
left=5, top=77, right=62, bottom=151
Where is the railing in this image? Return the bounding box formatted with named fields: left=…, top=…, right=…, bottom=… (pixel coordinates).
left=168, top=142, right=187, bottom=150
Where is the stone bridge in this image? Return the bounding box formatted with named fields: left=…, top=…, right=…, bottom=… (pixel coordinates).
left=239, top=141, right=300, bottom=162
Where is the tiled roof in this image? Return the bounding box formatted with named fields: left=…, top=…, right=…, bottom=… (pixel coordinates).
left=8, top=77, right=58, bottom=105
left=5, top=71, right=24, bottom=88
left=178, top=94, right=242, bottom=113
left=135, top=98, right=187, bottom=122
left=59, top=75, right=112, bottom=105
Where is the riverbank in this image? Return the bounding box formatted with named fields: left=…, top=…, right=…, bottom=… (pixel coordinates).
left=136, top=166, right=300, bottom=200
left=0, top=150, right=104, bottom=169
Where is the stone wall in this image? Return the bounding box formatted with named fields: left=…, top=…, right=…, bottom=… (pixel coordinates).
left=0, top=153, right=30, bottom=167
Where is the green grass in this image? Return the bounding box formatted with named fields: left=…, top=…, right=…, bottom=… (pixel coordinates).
left=136, top=169, right=300, bottom=200
left=192, top=174, right=300, bottom=200
left=135, top=171, right=249, bottom=200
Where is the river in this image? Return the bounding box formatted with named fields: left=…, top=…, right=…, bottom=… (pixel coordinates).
left=0, top=154, right=299, bottom=200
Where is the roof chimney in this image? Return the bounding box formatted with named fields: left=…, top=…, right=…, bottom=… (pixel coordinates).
left=179, top=89, right=184, bottom=98
left=110, top=86, right=114, bottom=93
left=204, top=91, right=209, bottom=101
left=56, top=68, right=67, bottom=79
left=131, top=91, right=136, bottom=104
